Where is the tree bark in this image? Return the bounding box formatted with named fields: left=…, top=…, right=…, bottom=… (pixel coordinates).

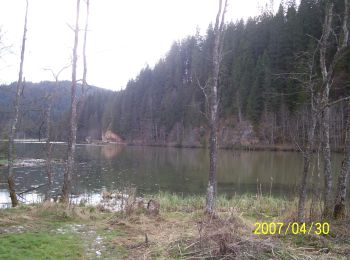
left=334, top=109, right=350, bottom=219
left=205, top=0, right=228, bottom=215
left=43, top=66, right=69, bottom=200
left=319, top=4, right=333, bottom=218
left=236, top=91, right=242, bottom=123
left=333, top=0, right=350, bottom=220
left=7, top=0, right=29, bottom=207
left=62, top=0, right=80, bottom=204
left=77, top=0, right=89, bottom=118
left=321, top=105, right=333, bottom=217
left=82, top=0, right=89, bottom=89
left=298, top=105, right=317, bottom=222
left=44, top=93, right=53, bottom=201
left=318, top=0, right=349, bottom=218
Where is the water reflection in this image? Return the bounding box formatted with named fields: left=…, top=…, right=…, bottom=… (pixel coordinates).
left=0, top=143, right=343, bottom=207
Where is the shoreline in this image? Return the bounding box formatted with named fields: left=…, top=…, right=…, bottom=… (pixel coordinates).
left=1, top=139, right=345, bottom=153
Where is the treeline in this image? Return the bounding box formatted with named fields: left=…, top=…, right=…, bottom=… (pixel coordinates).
left=0, top=81, right=113, bottom=141
left=94, top=0, right=349, bottom=148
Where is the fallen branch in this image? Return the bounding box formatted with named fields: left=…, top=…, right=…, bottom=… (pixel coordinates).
left=17, top=183, right=48, bottom=196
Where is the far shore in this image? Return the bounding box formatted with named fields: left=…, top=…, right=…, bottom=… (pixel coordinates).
left=0, top=139, right=345, bottom=153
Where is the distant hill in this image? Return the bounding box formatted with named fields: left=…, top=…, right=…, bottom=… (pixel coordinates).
left=0, top=81, right=114, bottom=142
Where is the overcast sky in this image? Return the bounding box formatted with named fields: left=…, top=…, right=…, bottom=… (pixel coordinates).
left=0, top=0, right=287, bottom=91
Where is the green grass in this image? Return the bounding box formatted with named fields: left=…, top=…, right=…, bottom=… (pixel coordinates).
left=0, top=232, right=84, bottom=260
left=0, top=158, right=7, bottom=166
left=153, top=192, right=293, bottom=221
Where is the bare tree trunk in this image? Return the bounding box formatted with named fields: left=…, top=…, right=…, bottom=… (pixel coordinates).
left=318, top=0, right=349, bottom=217
left=44, top=93, right=53, bottom=201
left=333, top=0, right=350, bottom=219
left=62, top=0, right=80, bottom=203
left=7, top=0, right=29, bottom=207
left=236, top=91, right=242, bottom=123
left=321, top=105, right=333, bottom=217
left=334, top=108, right=350, bottom=219
left=82, top=0, right=89, bottom=88
left=78, top=0, right=89, bottom=116
left=298, top=107, right=317, bottom=222
left=205, top=0, right=228, bottom=215
left=44, top=66, right=68, bottom=200
left=319, top=4, right=333, bottom=218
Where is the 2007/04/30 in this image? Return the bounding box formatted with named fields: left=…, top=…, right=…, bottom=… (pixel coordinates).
left=253, top=222, right=330, bottom=235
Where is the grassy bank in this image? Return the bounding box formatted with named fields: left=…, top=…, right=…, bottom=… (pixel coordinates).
left=0, top=193, right=349, bottom=259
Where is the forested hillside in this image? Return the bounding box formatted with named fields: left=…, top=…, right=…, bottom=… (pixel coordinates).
left=100, top=0, right=349, bottom=149
left=0, top=81, right=113, bottom=141
left=1, top=0, right=349, bottom=149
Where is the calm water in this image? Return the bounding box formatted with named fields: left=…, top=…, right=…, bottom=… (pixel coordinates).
left=0, top=143, right=343, bottom=205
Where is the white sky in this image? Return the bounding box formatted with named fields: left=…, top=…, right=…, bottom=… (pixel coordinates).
left=0, top=0, right=285, bottom=91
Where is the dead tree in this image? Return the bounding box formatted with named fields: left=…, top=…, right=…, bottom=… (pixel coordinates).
left=298, top=102, right=321, bottom=221
left=318, top=0, right=349, bottom=218
left=297, top=0, right=349, bottom=220
left=205, top=0, right=228, bottom=215
left=334, top=109, right=350, bottom=219
left=318, top=3, right=334, bottom=218
left=77, top=0, right=90, bottom=119
left=333, top=0, right=350, bottom=219
left=44, top=87, right=53, bottom=201
left=43, top=66, right=69, bottom=201
left=62, top=0, right=80, bottom=203
left=296, top=49, right=321, bottom=222
left=82, top=0, right=89, bottom=90
left=7, top=0, right=29, bottom=207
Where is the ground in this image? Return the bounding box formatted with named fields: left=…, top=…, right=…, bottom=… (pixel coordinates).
left=0, top=193, right=349, bottom=259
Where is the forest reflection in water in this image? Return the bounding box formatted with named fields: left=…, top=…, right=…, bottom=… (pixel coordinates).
left=0, top=143, right=343, bottom=206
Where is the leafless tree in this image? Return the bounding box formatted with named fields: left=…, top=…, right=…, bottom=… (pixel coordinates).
left=43, top=66, right=69, bottom=200
left=77, top=0, right=90, bottom=119
left=333, top=0, right=350, bottom=219
left=62, top=0, right=81, bottom=203
left=296, top=50, right=321, bottom=222
left=318, top=0, right=349, bottom=218
left=295, top=0, right=349, bottom=220
left=7, top=0, right=29, bottom=207
left=205, top=0, right=228, bottom=215
left=82, top=0, right=89, bottom=90
left=334, top=109, right=350, bottom=219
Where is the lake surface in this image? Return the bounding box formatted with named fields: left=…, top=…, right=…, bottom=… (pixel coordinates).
left=0, top=143, right=344, bottom=206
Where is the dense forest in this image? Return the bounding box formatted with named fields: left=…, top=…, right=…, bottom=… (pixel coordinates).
left=1, top=0, right=349, bottom=150
left=0, top=81, right=113, bottom=141
left=104, top=0, right=349, bottom=149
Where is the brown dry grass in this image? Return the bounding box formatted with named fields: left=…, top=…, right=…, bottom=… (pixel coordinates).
left=1, top=194, right=349, bottom=259
left=102, top=194, right=350, bottom=259
left=107, top=211, right=197, bottom=259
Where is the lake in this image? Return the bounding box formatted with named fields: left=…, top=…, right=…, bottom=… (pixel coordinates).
left=0, top=142, right=344, bottom=206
